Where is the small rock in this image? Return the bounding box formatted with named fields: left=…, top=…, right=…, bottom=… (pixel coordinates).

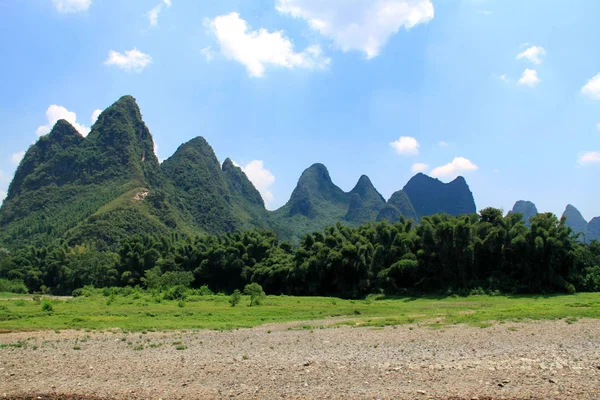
left=303, top=361, right=312, bottom=366
left=498, top=383, right=504, bottom=388
left=417, top=390, right=426, bottom=395
left=549, top=379, right=557, bottom=384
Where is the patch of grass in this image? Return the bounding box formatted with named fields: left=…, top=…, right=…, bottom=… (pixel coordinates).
left=175, top=345, right=187, bottom=350
left=0, top=293, right=598, bottom=332
left=72, top=345, right=81, bottom=350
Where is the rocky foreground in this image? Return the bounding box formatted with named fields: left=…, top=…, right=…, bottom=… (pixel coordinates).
left=1, top=319, right=599, bottom=399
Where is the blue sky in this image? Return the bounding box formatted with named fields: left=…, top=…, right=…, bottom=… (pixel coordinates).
left=1, top=0, right=600, bottom=220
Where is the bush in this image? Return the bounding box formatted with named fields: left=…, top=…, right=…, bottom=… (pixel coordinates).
left=41, top=300, right=53, bottom=312
left=164, top=285, right=188, bottom=301
left=244, top=283, right=266, bottom=306
left=72, top=285, right=96, bottom=297
left=229, top=289, right=241, bottom=307
left=0, top=279, right=28, bottom=294
left=197, top=285, right=213, bottom=296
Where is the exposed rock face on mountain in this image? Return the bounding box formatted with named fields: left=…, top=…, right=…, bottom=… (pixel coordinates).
left=562, top=205, right=588, bottom=239
left=509, top=200, right=538, bottom=227
left=345, top=175, right=386, bottom=225
left=377, top=190, right=418, bottom=223
left=402, top=173, right=476, bottom=219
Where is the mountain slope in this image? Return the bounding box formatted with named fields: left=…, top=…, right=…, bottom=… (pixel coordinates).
left=509, top=200, right=538, bottom=227
left=403, top=173, right=476, bottom=219
left=377, top=190, right=418, bottom=222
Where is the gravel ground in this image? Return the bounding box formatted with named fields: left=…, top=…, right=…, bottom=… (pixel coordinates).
left=1, top=319, right=599, bottom=399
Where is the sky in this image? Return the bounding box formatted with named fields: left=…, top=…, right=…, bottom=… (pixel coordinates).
left=1, top=0, right=600, bottom=220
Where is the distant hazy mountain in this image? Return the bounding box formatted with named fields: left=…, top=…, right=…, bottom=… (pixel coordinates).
left=509, top=200, right=538, bottom=227
left=588, top=217, right=600, bottom=242
left=562, top=204, right=588, bottom=240
left=403, top=173, right=476, bottom=219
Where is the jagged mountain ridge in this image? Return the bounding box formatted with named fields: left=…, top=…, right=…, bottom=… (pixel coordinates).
left=1, top=95, right=483, bottom=249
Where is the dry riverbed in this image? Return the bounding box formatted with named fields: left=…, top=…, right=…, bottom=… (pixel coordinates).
left=1, top=319, right=599, bottom=399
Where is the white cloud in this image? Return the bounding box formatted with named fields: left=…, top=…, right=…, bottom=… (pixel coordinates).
left=0, top=190, right=6, bottom=204
left=581, top=73, right=600, bottom=100
left=498, top=74, right=509, bottom=83
left=518, top=69, right=540, bottom=87
left=208, top=12, right=330, bottom=78
left=597, top=122, right=600, bottom=131
left=390, top=136, right=419, bottom=156
left=104, top=48, right=152, bottom=73
left=439, top=141, right=449, bottom=147
left=430, top=157, right=478, bottom=178
left=201, top=46, right=214, bottom=62
left=239, top=160, right=276, bottom=207
left=11, top=151, right=25, bottom=166
left=163, top=0, right=171, bottom=6
left=577, top=151, right=600, bottom=165
left=411, top=163, right=428, bottom=173
left=36, top=105, right=90, bottom=137
left=52, top=0, right=90, bottom=13
left=276, top=0, right=434, bottom=59
left=91, top=109, right=102, bottom=124
left=517, top=45, right=546, bottom=65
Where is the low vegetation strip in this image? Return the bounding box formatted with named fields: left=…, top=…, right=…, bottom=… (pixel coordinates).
left=0, top=291, right=599, bottom=332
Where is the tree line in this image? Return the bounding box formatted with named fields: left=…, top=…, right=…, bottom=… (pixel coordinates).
left=1, top=208, right=599, bottom=297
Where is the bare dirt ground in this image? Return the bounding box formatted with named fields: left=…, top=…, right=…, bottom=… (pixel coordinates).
left=1, top=319, right=599, bottom=399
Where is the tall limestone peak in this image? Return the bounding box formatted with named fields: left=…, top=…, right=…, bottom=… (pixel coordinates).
left=345, top=175, right=386, bottom=225
left=84, top=95, right=161, bottom=187
left=161, top=137, right=240, bottom=233
left=7, top=119, right=84, bottom=199
left=509, top=200, right=538, bottom=227
left=286, top=163, right=348, bottom=217
left=222, top=158, right=264, bottom=208
left=562, top=204, right=588, bottom=237
left=403, top=173, right=476, bottom=219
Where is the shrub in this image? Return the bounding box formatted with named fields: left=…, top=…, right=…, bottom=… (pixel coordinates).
left=197, top=285, right=213, bottom=296
left=0, top=278, right=28, bottom=294
left=164, top=285, right=188, bottom=301
left=244, top=283, right=266, bottom=306
left=229, top=289, right=241, bottom=307
left=41, top=300, right=54, bottom=312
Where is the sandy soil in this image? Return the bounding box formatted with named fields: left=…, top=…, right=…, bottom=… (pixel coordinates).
left=1, top=319, right=599, bottom=399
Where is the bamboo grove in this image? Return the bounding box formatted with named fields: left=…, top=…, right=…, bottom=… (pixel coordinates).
left=2, top=208, right=600, bottom=297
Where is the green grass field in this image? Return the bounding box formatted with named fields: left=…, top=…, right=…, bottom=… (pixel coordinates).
left=1, top=292, right=599, bottom=332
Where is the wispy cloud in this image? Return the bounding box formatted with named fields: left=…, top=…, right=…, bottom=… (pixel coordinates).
left=581, top=73, right=600, bottom=100
left=51, top=0, right=90, bottom=13
left=577, top=151, right=600, bottom=165
left=517, top=45, right=546, bottom=65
